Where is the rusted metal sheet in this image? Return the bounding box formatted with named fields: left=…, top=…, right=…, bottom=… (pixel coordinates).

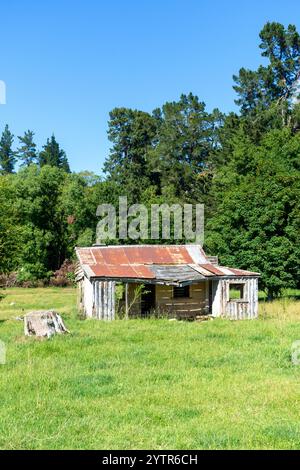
left=91, top=263, right=155, bottom=279
left=95, top=247, right=128, bottom=266
left=75, top=245, right=260, bottom=283
left=132, top=264, right=156, bottom=279
left=186, top=245, right=207, bottom=264
left=228, top=267, right=260, bottom=276
left=77, top=248, right=96, bottom=265
left=201, top=264, right=259, bottom=277
left=189, top=264, right=215, bottom=277
left=200, top=263, right=227, bottom=276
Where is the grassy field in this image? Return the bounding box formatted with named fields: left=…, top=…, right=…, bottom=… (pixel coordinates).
left=0, top=287, right=300, bottom=450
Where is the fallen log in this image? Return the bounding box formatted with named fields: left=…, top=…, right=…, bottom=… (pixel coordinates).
left=24, top=310, right=69, bottom=338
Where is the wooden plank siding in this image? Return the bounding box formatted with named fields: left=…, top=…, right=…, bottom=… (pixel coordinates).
left=87, top=280, right=116, bottom=320
left=212, top=277, right=258, bottom=320
left=155, top=282, right=209, bottom=318
left=81, top=275, right=258, bottom=320
left=83, top=276, right=94, bottom=318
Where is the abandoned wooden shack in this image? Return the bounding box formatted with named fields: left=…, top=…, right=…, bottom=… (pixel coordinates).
left=75, top=245, right=260, bottom=320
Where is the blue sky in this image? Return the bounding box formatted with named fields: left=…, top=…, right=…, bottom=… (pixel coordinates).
left=0, top=0, right=299, bottom=173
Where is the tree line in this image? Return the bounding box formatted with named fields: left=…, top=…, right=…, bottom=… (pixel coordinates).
left=0, top=128, right=70, bottom=173
left=0, top=22, right=299, bottom=298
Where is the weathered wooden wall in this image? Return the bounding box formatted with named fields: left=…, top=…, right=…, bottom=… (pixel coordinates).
left=79, top=277, right=116, bottom=320
left=155, top=282, right=209, bottom=318
left=211, top=277, right=258, bottom=319
left=92, top=280, right=115, bottom=320
left=80, top=276, right=258, bottom=320
left=83, top=276, right=94, bottom=318
left=77, top=279, right=84, bottom=314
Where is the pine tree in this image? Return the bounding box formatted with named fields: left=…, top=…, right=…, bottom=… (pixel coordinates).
left=39, top=134, right=70, bottom=172
left=0, top=125, right=16, bottom=174
left=233, top=22, right=300, bottom=116
left=17, top=130, right=37, bottom=166
left=103, top=108, right=157, bottom=201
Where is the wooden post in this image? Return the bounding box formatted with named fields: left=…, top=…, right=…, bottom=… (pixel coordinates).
left=125, top=283, right=129, bottom=320
left=95, top=281, right=99, bottom=318
left=99, top=281, right=103, bottom=319
left=104, top=281, right=108, bottom=320
left=107, top=281, right=112, bottom=320
left=111, top=281, right=115, bottom=320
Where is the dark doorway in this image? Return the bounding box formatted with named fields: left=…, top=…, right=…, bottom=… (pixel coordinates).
left=141, top=284, right=156, bottom=316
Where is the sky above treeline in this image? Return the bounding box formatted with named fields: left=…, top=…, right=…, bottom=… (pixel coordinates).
left=0, top=0, right=299, bottom=173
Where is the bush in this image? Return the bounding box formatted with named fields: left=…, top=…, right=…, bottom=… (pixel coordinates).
left=0, top=272, right=50, bottom=288
left=50, top=260, right=76, bottom=287
left=0, top=272, right=18, bottom=288
left=0, top=260, right=76, bottom=288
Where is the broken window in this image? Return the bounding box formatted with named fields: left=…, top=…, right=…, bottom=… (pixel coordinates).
left=229, top=283, right=245, bottom=301
left=173, top=285, right=190, bottom=298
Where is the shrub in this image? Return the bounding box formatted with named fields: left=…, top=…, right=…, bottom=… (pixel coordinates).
left=50, top=260, right=76, bottom=287
left=0, top=272, right=18, bottom=288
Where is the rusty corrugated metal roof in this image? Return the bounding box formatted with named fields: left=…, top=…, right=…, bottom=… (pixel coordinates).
left=200, top=263, right=226, bottom=276
left=75, top=245, right=260, bottom=282
left=225, top=267, right=260, bottom=276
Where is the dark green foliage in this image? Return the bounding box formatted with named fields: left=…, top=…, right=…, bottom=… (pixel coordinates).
left=104, top=108, right=158, bottom=202
left=17, top=130, right=37, bottom=166
left=234, top=22, right=300, bottom=115
left=104, top=94, right=223, bottom=204
left=205, top=128, right=300, bottom=298
left=0, top=174, right=22, bottom=272
left=39, top=134, right=70, bottom=172
left=0, top=167, right=101, bottom=280
left=0, top=125, right=16, bottom=174
left=150, top=94, right=223, bottom=201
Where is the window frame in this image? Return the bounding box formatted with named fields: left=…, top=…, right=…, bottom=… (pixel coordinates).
left=228, top=282, right=246, bottom=302
left=173, top=285, right=190, bottom=299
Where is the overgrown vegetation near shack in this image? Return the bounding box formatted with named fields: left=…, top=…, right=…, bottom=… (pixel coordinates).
left=0, top=260, right=76, bottom=288
left=0, top=287, right=300, bottom=449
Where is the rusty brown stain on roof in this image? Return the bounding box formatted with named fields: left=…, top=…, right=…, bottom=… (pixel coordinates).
left=91, top=263, right=155, bottom=279
left=76, top=245, right=260, bottom=281
left=200, top=263, right=226, bottom=276
left=228, top=267, right=260, bottom=276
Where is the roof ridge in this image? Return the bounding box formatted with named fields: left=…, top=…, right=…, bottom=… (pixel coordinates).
left=76, top=244, right=204, bottom=249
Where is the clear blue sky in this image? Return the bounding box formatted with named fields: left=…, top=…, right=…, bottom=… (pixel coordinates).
left=0, top=0, right=299, bottom=173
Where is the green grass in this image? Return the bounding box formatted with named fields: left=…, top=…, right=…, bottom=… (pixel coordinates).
left=258, top=288, right=300, bottom=301
left=0, top=287, right=300, bottom=449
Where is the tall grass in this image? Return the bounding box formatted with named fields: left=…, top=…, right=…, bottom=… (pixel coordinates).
left=0, top=287, right=300, bottom=450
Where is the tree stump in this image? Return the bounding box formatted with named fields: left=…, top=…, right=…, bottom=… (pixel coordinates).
left=24, top=310, right=69, bottom=338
